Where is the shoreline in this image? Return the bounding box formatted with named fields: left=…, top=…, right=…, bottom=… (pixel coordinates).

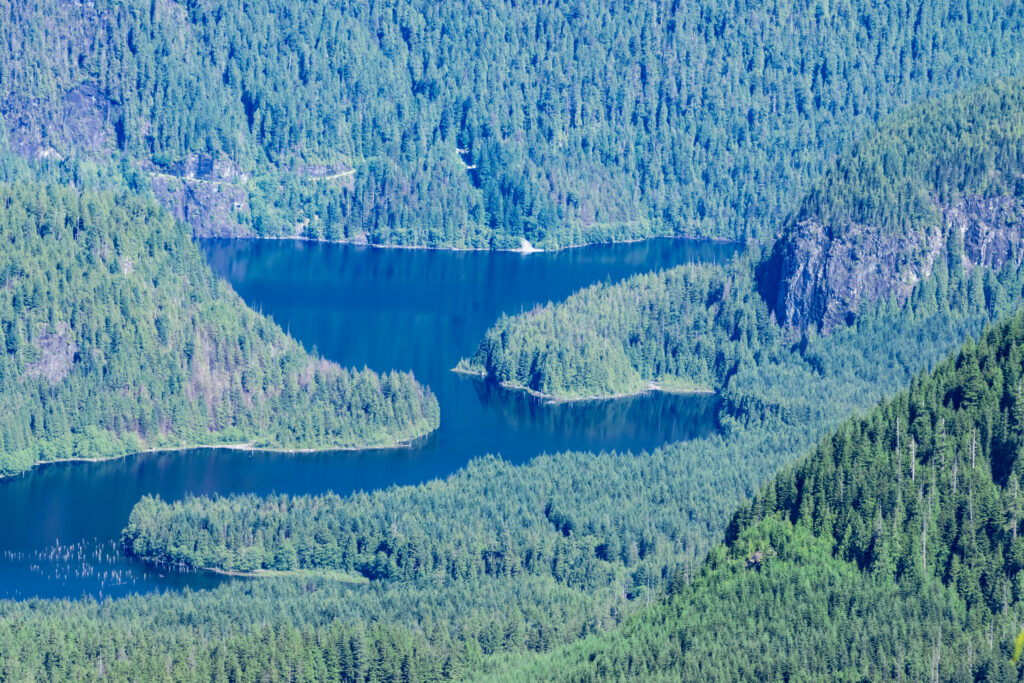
left=124, top=557, right=371, bottom=583
left=503, top=380, right=715, bottom=405
left=200, top=566, right=370, bottom=583
left=202, top=232, right=741, bottom=254
left=451, top=365, right=487, bottom=378
left=8, top=431, right=433, bottom=480
left=452, top=369, right=714, bottom=404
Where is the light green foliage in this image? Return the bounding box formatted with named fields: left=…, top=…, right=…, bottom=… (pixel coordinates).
left=490, top=522, right=1019, bottom=681
left=734, top=310, right=1024, bottom=607
left=0, top=572, right=631, bottom=681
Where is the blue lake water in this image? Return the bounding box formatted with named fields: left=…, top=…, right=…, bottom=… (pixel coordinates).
left=0, top=237, right=739, bottom=600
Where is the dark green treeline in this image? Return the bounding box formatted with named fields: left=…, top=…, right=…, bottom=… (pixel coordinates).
left=492, top=311, right=1024, bottom=681
left=5, top=0, right=1024, bottom=246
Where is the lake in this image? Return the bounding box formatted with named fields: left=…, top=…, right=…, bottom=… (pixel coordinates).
left=0, top=238, right=739, bottom=600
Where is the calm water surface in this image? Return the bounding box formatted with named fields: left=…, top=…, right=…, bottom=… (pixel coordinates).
left=0, top=238, right=738, bottom=600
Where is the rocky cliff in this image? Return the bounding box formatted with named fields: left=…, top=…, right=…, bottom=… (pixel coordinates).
left=2, top=88, right=360, bottom=239
left=3, top=84, right=117, bottom=162
left=147, top=154, right=254, bottom=238
left=2, top=83, right=257, bottom=238
left=761, top=193, right=1024, bottom=332
left=757, top=80, right=1024, bottom=333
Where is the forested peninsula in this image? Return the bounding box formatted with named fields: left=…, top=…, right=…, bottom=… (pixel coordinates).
left=455, top=264, right=766, bottom=401
left=4, top=0, right=1024, bottom=248
left=0, top=157, right=439, bottom=477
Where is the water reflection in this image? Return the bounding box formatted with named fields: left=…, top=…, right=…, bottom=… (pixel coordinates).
left=470, top=378, right=721, bottom=443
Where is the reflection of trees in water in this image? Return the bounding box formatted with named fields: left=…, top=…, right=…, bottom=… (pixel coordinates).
left=471, top=378, right=720, bottom=442
left=0, top=535, right=236, bottom=600
left=201, top=238, right=740, bottom=311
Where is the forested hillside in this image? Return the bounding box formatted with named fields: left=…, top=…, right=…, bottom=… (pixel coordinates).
left=12, top=74, right=1024, bottom=674
left=4, top=0, right=1024, bottom=247
left=92, top=239, right=1024, bottom=678
left=456, top=262, right=778, bottom=400
left=463, top=80, right=1024, bottom=402
left=493, top=310, right=1024, bottom=681
left=761, top=79, right=1024, bottom=331
left=8, top=2, right=1024, bottom=680
left=0, top=156, right=438, bottom=476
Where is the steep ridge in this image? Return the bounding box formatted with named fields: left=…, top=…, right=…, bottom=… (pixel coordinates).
left=491, top=310, right=1024, bottom=681
left=760, top=80, right=1024, bottom=332
left=4, top=0, right=1024, bottom=247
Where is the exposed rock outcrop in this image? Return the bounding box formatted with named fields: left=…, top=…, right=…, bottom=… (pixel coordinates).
left=148, top=154, right=254, bottom=238
left=3, top=83, right=256, bottom=238
left=952, top=195, right=1024, bottom=271
left=761, top=194, right=1024, bottom=332
left=23, top=323, right=77, bottom=386
left=3, top=84, right=116, bottom=161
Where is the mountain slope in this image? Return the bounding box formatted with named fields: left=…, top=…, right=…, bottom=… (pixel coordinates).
left=487, top=524, right=1016, bottom=681
left=493, top=310, right=1024, bottom=681
left=760, top=80, right=1024, bottom=332
left=4, top=0, right=1024, bottom=247
left=463, top=81, right=1024, bottom=404
left=0, top=160, right=438, bottom=476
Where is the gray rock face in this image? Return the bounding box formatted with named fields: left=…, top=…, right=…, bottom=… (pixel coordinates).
left=148, top=154, right=254, bottom=238
left=3, top=82, right=254, bottom=238
left=5, top=85, right=254, bottom=237
left=23, top=323, right=77, bottom=386
left=952, top=195, right=1024, bottom=271
left=762, top=194, right=1024, bottom=332
left=2, top=67, right=355, bottom=240
left=3, top=84, right=116, bottom=161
